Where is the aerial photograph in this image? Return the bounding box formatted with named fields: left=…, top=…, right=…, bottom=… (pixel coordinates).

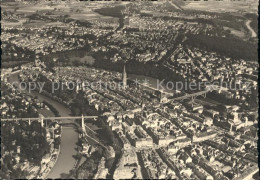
left=0, top=0, right=258, bottom=179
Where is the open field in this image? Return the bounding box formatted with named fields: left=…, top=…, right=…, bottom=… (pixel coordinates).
left=2, top=19, right=26, bottom=27
left=70, top=11, right=118, bottom=22
left=182, top=1, right=258, bottom=13
left=1, top=61, right=29, bottom=68
left=21, top=20, right=68, bottom=28
left=94, top=5, right=125, bottom=18
left=71, top=55, right=96, bottom=66
left=2, top=1, right=120, bottom=24
left=2, top=3, right=55, bottom=13
left=22, top=20, right=52, bottom=28
left=17, top=5, right=55, bottom=13
left=223, top=26, right=245, bottom=38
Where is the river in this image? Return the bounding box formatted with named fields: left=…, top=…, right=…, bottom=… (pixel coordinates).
left=8, top=72, right=171, bottom=179
left=8, top=72, right=78, bottom=179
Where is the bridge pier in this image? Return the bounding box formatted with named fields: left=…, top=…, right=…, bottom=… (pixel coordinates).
left=191, top=96, right=195, bottom=107
left=40, top=117, right=44, bottom=127
left=82, top=114, right=86, bottom=133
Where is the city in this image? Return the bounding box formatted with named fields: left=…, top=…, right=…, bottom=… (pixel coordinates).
left=1, top=0, right=259, bottom=179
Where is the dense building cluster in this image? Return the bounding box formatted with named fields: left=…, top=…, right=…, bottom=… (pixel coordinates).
left=16, top=62, right=257, bottom=179
left=1, top=0, right=258, bottom=179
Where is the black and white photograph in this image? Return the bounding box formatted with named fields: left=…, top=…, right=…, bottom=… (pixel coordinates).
left=1, top=0, right=259, bottom=179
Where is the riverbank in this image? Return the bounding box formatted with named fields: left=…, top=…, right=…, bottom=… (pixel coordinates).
left=40, top=145, right=61, bottom=179
left=8, top=72, right=79, bottom=179
left=46, top=127, right=78, bottom=178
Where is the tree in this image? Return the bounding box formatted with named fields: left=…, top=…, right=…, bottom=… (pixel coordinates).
left=54, top=137, right=61, bottom=149
left=77, top=169, right=86, bottom=179
left=0, top=164, right=10, bottom=179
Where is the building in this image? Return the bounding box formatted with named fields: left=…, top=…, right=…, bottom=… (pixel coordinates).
left=194, top=165, right=214, bottom=180
left=113, top=148, right=142, bottom=179
left=81, top=142, right=91, bottom=155
left=94, top=157, right=109, bottom=179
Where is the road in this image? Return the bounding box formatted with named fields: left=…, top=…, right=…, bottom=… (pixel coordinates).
left=8, top=72, right=79, bottom=179
left=245, top=20, right=257, bottom=38
left=168, top=1, right=183, bottom=11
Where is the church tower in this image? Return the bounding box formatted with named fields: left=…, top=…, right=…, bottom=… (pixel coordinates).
left=122, top=65, right=127, bottom=89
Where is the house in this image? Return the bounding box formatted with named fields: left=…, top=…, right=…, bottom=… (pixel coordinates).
left=177, top=151, right=192, bottom=164
left=41, top=153, right=51, bottom=164
left=194, top=165, right=213, bottom=180
left=81, top=142, right=91, bottom=155
left=14, top=154, right=20, bottom=163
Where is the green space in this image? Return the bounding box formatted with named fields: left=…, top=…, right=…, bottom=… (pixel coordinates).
left=2, top=61, right=29, bottom=68
left=94, top=6, right=125, bottom=18
left=184, top=34, right=257, bottom=61
left=1, top=121, right=50, bottom=179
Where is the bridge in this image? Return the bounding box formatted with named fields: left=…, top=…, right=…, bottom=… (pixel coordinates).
left=170, top=90, right=209, bottom=102
left=137, top=81, right=173, bottom=96
left=1, top=116, right=98, bottom=122
left=1, top=115, right=98, bottom=133
left=168, top=84, right=228, bottom=105
left=2, top=115, right=107, bottom=149
left=168, top=84, right=223, bottom=104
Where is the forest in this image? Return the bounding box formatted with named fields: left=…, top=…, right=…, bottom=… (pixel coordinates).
left=184, top=34, right=257, bottom=61
left=1, top=121, right=50, bottom=179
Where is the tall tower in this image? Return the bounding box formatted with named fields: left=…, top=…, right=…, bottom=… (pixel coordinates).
left=122, top=65, right=127, bottom=89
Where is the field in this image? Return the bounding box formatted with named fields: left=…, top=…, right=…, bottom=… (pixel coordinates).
left=2, top=19, right=27, bottom=27
left=2, top=1, right=120, bottom=27
left=223, top=26, right=245, bottom=38
left=70, top=11, right=118, bottom=22
left=70, top=55, right=96, bottom=66
left=1, top=61, right=29, bottom=68
left=94, top=5, right=125, bottom=18
left=22, top=19, right=50, bottom=27
left=45, top=4, right=120, bottom=22
left=2, top=3, right=55, bottom=14
left=182, top=1, right=258, bottom=13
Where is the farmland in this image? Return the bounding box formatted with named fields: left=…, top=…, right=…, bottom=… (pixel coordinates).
left=182, top=1, right=258, bottom=14
left=2, top=1, right=121, bottom=28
